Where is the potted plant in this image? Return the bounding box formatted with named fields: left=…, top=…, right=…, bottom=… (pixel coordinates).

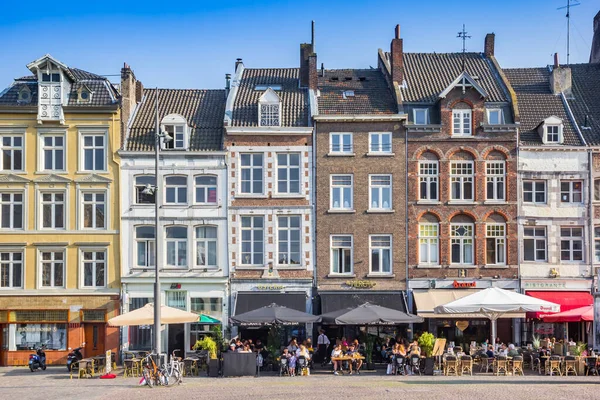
left=418, top=331, right=436, bottom=375
left=364, top=334, right=376, bottom=370
left=194, top=336, right=219, bottom=377
left=266, top=325, right=282, bottom=371
left=532, top=334, right=541, bottom=351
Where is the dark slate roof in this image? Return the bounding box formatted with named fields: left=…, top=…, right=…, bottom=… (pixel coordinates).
left=317, top=69, right=397, bottom=114
left=231, top=68, right=309, bottom=127
left=390, top=52, right=509, bottom=103
left=126, top=88, right=225, bottom=151
left=0, top=67, right=119, bottom=108
left=504, top=67, right=582, bottom=146
left=568, top=63, right=600, bottom=146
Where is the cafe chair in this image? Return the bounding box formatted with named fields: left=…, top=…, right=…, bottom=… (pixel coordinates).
left=511, top=356, right=524, bottom=376
left=395, top=356, right=405, bottom=375
left=297, top=356, right=309, bottom=376
left=495, top=356, right=508, bottom=376
left=410, top=355, right=421, bottom=376
left=460, top=355, right=473, bottom=376
left=564, top=356, right=577, bottom=376
left=585, top=357, right=598, bottom=376
left=123, top=358, right=139, bottom=377
left=445, top=355, right=458, bottom=376
left=549, top=356, right=562, bottom=376
left=279, top=357, right=290, bottom=377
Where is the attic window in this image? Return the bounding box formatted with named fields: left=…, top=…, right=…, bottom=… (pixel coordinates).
left=41, top=73, right=60, bottom=82
left=254, top=85, right=282, bottom=91
left=161, top=114, right=188, bottom=150
left=258, top=88, right=281, bottom=127
left=546, top=125, right=560, bottom=143
left=342, top=90, right=355, bottom=99
left=18, top=88, right=31, bottom=103
left=487, top=109, right=504, bottom=125
left=79, top=89, right=91, bottom=103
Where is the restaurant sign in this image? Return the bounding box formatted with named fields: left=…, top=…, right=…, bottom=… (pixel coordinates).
left=345, top=280, right=377, bottom=289
left=255, top=284, right=285, bottom=291
left=524, top=282, right=566, bottom=289
left=453, top=281, right=476, bottom=288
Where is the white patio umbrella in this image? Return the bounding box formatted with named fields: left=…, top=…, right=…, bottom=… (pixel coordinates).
left=108, top=303, right=200, bottom=326
left=434, top=287, right=560, bottom=345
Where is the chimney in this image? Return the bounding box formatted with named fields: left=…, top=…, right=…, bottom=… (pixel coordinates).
left=590, top=11, right=600, bottom=63
left=235, top=58, right=243, bottom=71
left=550, top=53, right=572, bottom=97
left=225, top=73, right=231, bottom=97
left=390, top=24, right=404, bottom=84
left=300, top=21, right=317, bottom=89
left=484, top=33, right=495, bottom=57
left=308, top=53, right=317, bottom=91
left=120, top=63, right=139, bottom=149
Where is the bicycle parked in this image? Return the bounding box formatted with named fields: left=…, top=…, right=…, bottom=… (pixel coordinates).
left=141, top=351, right=182, bottom=388
left=162, top=350, right=183, bottom=386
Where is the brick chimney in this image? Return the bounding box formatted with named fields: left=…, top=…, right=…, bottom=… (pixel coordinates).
left=390, top=24, right=404, bottom=84
left=590, top=11, right=600, bottom=63
left=120, top=63, right=141, bottom=149
left=550, top=53, right=572, bottom=97
left=484, top=33, right=495, bottom=57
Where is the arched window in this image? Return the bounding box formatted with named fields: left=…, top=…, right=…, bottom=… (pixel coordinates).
left=486, top=151, right=506, bottom=201
left=195, top=175, right=217, bottom=204
left=486, top=214, right=506, bottom=266
left=165, top=175, right=187, bottom=204
left=135, top=175, right=156, bottom=204
left=452, top=102, right=472, bottom=136
left=450, top=214, right=474, bottom=265
left=450, top=152, right=474, bottom=201
left=135, top=226, right=155, bottom=267
left=166, top=226, right=187, bottom=268
left=418, top=213, right=439, bottom=265
left=418, top=152, right=439, bottom=201
left=195, top=226, right=217, bottom=267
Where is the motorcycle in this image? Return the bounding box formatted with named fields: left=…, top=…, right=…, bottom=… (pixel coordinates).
left=29, top=345, right=47, bottom=372
left=66, top=343, right=86, bottom=372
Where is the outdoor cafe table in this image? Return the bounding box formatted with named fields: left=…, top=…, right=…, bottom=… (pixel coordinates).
left=331, top=355, right=365, bottom=374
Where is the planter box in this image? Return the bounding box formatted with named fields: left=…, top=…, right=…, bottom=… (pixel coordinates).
left=424, top=357, right=435, bottom=375
left=366, top=362, right=375, bottom=370
left=207, top=359, right=219, bottom=377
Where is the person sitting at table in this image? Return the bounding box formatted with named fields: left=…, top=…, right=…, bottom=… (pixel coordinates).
left=486, top=345, right=495, bottom=359
left=341, top=337, right=348, bottom=352
left=409, top=339, right=421, bottom=356
left=539, top=345, right=549, bottom=358
left=229, top=343, right=237, bottom=352
left=296, top=344, right=311, bottom=375
left=331, top=344, right=343, bottom=375
left=507, top=343, right=519, bottom=357
left=498, top=344, right=508, bottom=357
left=347, top=344, right=363, bottom=375
left=287, top=338, right=299, bottom=353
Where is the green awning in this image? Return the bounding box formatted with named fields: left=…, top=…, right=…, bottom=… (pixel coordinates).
left=199, top=314, right=220, bottom=324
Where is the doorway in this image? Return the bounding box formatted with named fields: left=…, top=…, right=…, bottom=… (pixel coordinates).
left=84, top=323, right=105, bottom=357
left=0, top=324, right=5, bottom=366
left=168, top=324, right=185, bottom=358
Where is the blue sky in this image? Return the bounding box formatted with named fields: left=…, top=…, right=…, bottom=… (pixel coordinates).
left=0, top=0, right=596, bottom=89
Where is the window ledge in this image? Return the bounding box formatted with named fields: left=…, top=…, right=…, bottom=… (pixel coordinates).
left=484, top=200, right=507, bottom=205
left=234, top=266, right=266, bottom=271
left=448, top=264, right=477, bottom=269
left=366, top=273, right=395, bottom=279
left=483, top=264, right=509, bottom=269
left=522, top=202, right=548, bottom=206
left=416, top=264, right=442, bottom=269
left=327, top=209, right=356, bottom=214
left=274, top=265, right=306, bottom=270
left=327, top=153, right=356, bottom=157
left=270, top=194, right=306, bottom=199
left=235, top=194, right=268, bottom=199
left=366, top=209, right=395, bottom=214
left=416, top=200, right=441, bottom=205
left=447, top=200, right=475, bottom=205
left=365, top=152, right=395, bottom=157
left=162, top=204, right=189, bottom=208
left=75, top=171, right=108, bottom=175
left=35, top=171, right=67, bottom=175
left=0, top=171, right=26, bottom=175
left=190, top=204, right=220, bottom=209
left=327, top=273, right=356, bottom=278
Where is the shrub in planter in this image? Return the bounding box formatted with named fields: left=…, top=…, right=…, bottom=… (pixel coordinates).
left=418, top=332, right=436, bottom=375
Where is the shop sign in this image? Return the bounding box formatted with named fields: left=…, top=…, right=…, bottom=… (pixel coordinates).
left=105, top=350, right=112, bottom=373
left=524, top=282, right=566, bottom=289
left=453, top=281, right=476, bottom=288
left=345, top=280, right=376, bottom=289
left=255, top=284, right=285, bottom=291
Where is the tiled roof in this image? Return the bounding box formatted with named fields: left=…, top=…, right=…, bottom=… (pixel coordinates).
left=568, top=63, right=600, bottom=146
left=393, top=52, right=509, bottom=103
left=126, top=88, right=225, bottom=151
left=504, top=67, right=582, bottom=146
left=0, top=67, right=119, bottom=108
left=317, top=69, right=397, bottom=114
left=231, top=68, right=309, bottom=127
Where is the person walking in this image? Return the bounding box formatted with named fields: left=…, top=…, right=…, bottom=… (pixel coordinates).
left=317, top=329, right=331, bottom=366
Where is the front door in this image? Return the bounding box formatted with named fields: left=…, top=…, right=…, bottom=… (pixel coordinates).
left=84, top=323, right=105, bottom=357
left=0, top=324, right=5, bottom=366
left=168, top=324, right=185, bottom=358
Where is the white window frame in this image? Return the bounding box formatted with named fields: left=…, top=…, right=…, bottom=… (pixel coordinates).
left=166, top=290, right=187, bottom=310
left=240, top=216, right=264, bottom=266
left=134, top=175, right=156, bottom=204
left=523, top=180, right=546, bottom=204
left=450, top=223, right=474, bottom=265
left=0, top=192, right=24, bottom=230
left=560, top=226, right=584, bottom=262
left=163, top=124, right=187, bottom=150
left=419, top=224, right=439, bottom=265
left=369, top=175, right=392, bottom=211
left=40, top=134, right=65, bottom=172
left=595, top=227, right=600, bottom=263
left=485, top=223, right=506, bottom=266
left=258, top=103, right=281, bottom=127
left=545, top=125, right=560, bottom=143
left=329, top=132, right=353, bottom=154
left=164, top=175, right=188, bottom=205
left=419, top=161, right=439, bottom=201
left=276, top=153, right=301, bottom=195
left=277, top=216, right=302, bottom=266
left=0, top=250, right=23, bottom=289
left=486, top=161, right=505, bottom=201
left=413, top=108, right=429, bottom=125
left=38, top=248, right=65, bottom=289
left=80, top=248, right=107, bottom=288
left=194, top=175, right=218, bottom=205
left=330, top=235, right=353, bottom=275
left=39, top=191, right=66, bottom=230
left=330, top=174, right=353, bottom=211
left=368, top=132, right=392, bottom=154
left=0, top=134, right=24, bottom=172
left=80, top=131, right=107, bottom=172
left=135, top=226, right=156, bottom=268
left=560, top=180, right=583, bottom=203
left=165, top=226, right=188, bottom=268
left=195, top=225, right=218, bottom=268
left=80, top=190, right=106, bottom=230
left=369, top=235, right=392, bottom=275
left=452, top=109, right=472, bottom=136
left=239, top=153, right=264, bottom=195
left=523, top=227, right=547, bottom=262
left=450, top=161, right=474, bottom=201
left=487, top=109, right=504, bottom=125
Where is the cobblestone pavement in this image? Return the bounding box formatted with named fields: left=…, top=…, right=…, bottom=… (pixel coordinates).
left=1, top=366, right=599, bottom=400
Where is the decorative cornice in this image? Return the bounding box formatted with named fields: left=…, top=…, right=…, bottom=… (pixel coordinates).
left=75, top=174, right=112, bottom=184
left=33, top=174, right=72, bottom=184
left=0, top=174, right=31, bottom=183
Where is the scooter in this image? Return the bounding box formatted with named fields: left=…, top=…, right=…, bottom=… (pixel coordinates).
left=66, top=343, right=86, bottom=371
left=29, top=345, right=47, bottom=372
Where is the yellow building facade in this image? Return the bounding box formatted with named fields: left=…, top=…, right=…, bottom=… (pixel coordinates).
left=0, top=55, right=121, bottom=365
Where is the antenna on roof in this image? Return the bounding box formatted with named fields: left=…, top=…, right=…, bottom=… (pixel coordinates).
left=557, top=0, right=580, bottom=64
left=457, top=24, right=471, bottom=71
left=311, top=20, right=315, bottom=51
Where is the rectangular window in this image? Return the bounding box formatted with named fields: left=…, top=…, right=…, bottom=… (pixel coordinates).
left=82, top=250, right=106, bottom=288
left=452, top=110, right=472, bottom=136
left=135, top=226, right=155, bottom=268
left=259, top=104, right=280, bottom=127
left=277, top=216, right=301, bottom=265
left=523, top=227, right=546, bottom=262
left=331, top=175, right=353, bottom=210
left=450, top=224, right=474, bottom=265
left=195, top=176, right=217, bottom=204
left=330, top=133, right=353, bottom=154
left=419, top=162, right=438, bottom=201
left=42, top=135, right=64, bottom=171
left=14, top=324, right=67, bottom=351
left=1, top=135, right=23, bottom=171
left=369, top=175, right=392, bottom=210
left=41, top=250, right=64, bottom=288
left=450, top=162, right=474, bottom=201
left=82, top=192, right=105, bottom=229
left=546, top=125, right=559, bottom=143
left=487, top=109, right=504, bottom=125
left=195, top=226, right=217, bottom=267
left=414, top=109, right=428, bottom=125
left=595, top=227, right=600, bottom=263
left=128, top=298, right=151, bottom=350
left=560, top=181, right=583, bottom=203
left=276, top=153, right=301, bottom=194
left=42, top=73, right=61, bottom=82
left=486, top=161, right=505, bottom=201
left=241, top=216, right=264, bottom=265
left=560, top=227, right=583, bottom=262
left=523, top=180, right=546, bottom=203
left=419, top=224, right=439, bottom=265
left=41, top=192, right=64, bottom=229
left=486, top=224, right=506, bottom=265
left=0, top=192, right=23, bottom=229
left=166, top=226, right=187, bottom=268
left=164, top=125, right=185, bottom=149
left=369, top=132, right=392, bottom=153
left=240, top=153, right=263, bottom=194
left=0, top=251, right=23, bottom=288
left=595, top=179, right=600, bottom=201
left=191, top=297, right=223, bottom=317
left=165, top=176, right=187, bottom=204
left=370, top=235, right=391, bottom=274
left=331, top=235, right=352, bottom=274
left=166, top=291, right=187, bottom=310
left=135, top=176, right=156, bottom=204
left=82, top=134, right=105, bottom=171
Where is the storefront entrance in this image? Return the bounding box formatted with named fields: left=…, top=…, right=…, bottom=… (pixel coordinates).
left=168, top=324, right=185, bottom=357
left=84, top=323, right=105, bottom=357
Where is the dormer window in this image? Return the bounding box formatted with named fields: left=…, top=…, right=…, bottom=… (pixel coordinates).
left=538, top=116, right=564, bottom=145
left=41, top=73, right=60, bottom=82
left=161, top=114, right=188, bottom=150
left=414, top=108, right=429, bottom=125
left=18, top=87, right=31, bottom=103
left=487, top=109, right=504, bottom=125
left=77, top=86, right=92, bottom=104
left=546, top=126, right=559, bottom=143
left=254, top=84, right=281, bottom=91
left=451, top=103, right=472, bottom=137
left=342, top=90, right=354, bottom=99
left=258, top=87, right=281, bottom=127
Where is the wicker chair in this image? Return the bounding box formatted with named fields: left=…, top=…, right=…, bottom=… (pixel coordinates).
left=548, top=356, right=562, bottom=376
left=445, top=355, right=458, bottom=376
left=511, top=356, right=524, bottom=376
left=585, top=357, right=598, bottom=376
left=495, top=356, right=508, bottom=376
left=123, top=359, right=139, bottom=377
left=460, top=355, right=473, bottom=376
left=564, top=356, right=577, bottom=376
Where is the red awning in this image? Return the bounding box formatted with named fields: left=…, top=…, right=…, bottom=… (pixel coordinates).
left=526, top=291, right=593, bottom=319
left=542, top=305, right=593, bottom=323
